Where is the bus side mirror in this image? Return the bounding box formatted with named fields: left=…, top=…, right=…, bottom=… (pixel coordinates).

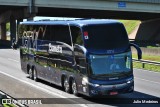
left=130, top=43, right=142, bottom=60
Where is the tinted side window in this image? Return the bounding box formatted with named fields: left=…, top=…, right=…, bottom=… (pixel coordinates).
left=83, top=24, right=129, bottom=49
left=43, top=26, right=51, bottom=40
left=37, top=26, right=45, bottom=40
left=50, top=25, right=71, bottom=46
left=32, top=25, right=39, bottom=40
left=70, top=26, right=83, bottom=45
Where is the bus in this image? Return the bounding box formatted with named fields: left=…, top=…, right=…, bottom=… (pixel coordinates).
left=19, top=19, right=142, bottom=97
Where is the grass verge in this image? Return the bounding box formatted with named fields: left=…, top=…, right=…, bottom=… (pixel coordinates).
left=132, top=54, right=160, bottom=62
left=119, top=20, right=140, bottom=35
left=133, top=62, right=160, bottom=72
left=132, top=54, right=160, bottom=72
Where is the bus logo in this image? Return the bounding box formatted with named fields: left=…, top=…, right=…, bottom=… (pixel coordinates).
left=2, top=99, right=12, bottom=104
left=107, top=50, right=114, bottom=54
left=49, top=43, right=62, bottom=53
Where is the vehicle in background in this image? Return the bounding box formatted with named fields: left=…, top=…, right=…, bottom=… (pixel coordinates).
left=11, top=38, right=17, bottom=50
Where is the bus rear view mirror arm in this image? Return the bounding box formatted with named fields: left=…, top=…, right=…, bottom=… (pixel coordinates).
left=130, top=43, right=142, bottom=60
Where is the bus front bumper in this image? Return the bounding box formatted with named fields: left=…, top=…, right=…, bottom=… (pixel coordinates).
left=88, top=81, right=134, bottom=96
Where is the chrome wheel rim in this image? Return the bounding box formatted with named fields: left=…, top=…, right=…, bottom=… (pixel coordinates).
left=33, top=69, right=36, bottom=80
left=64, top=78, right=69, bottom=92
left=29, top=69, right=32, bottom=78
left=72, top=81, right=77, bottom=94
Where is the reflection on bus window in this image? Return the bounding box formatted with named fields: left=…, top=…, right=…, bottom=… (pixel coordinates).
left=70, top=26, right=83, bottom=45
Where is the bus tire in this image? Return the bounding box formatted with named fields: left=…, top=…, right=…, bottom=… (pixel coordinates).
left=63, top=77, right=71, bottom=93
left=71, top=79, right=79, bottom=96
left=29, top=68, right=33, bottom=80
left=33, top=68, right=38, bottom=81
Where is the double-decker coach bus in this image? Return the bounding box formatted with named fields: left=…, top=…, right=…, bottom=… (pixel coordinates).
left=19, top=19, right=142, bottom=97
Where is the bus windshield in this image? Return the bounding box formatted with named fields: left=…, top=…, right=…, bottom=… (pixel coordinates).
left=83, top=23, right=129, bottom=50
left=90, top=51, right=132, bottom=77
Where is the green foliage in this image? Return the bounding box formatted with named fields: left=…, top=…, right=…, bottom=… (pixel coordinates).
left=75, top=32, right=83, bottom=45
left=0, top=23, right=10, bottom=34
left=6, top=23, right=10, bottom=32
left=133, top=62, right=160, bottom=72
left=119, top=20, right=140, bottom=35
left=18, top=25, right=27, bottom=38
left=147, top=46, right=160, bottom=49
left=132, top=53, right=160, bottom=72
left=132, top=54, right=160, bottom=62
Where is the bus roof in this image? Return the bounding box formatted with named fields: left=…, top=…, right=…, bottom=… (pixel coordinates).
left=20, top=19, right=122, bottom=27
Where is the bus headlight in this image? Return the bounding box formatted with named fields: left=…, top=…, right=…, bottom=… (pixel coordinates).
left=88, top=83, right=100, bottom=87
left=82, top=77, right=100, bottom=87
left=126, top=77, right=134, bottom=84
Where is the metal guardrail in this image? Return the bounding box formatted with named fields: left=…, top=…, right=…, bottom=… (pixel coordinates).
left=132, top=58, right=160, bottom=68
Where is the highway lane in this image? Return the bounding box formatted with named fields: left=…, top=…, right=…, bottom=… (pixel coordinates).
left=0, top=49, right=160, bottom=107
left=134, top=69, right=160, bottom=98
left=0, top=49, right=83, bottom=106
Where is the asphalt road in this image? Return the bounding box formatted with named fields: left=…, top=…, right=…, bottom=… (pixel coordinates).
left=0, top=49, right=160, bottom=107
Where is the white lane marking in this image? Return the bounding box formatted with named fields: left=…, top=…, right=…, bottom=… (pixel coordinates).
left=0, top=70, right=87, bottom=107
left=135, top=77, right=160, bottom=85
left=134, top=68, right=160, bottom=74
left=7, top=58, right=19, bottom=63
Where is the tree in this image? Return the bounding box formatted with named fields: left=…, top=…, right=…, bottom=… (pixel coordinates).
left=6, top=23, right=10, bottom=32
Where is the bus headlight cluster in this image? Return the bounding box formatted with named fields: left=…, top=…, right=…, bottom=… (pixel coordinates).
left=126, top=77, right=134, bottom=84
left=82, top=77, right=100, bottom=87
left=88, top=83, right=100, bottom=87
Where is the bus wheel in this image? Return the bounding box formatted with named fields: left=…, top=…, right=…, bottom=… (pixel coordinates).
left=29, top=68, right=33, bottom=80
left=33, top=68, right=38, bottom=81
left=72, top=79, right=79, bottom=96
left=64, top=77, right=70, bottom=93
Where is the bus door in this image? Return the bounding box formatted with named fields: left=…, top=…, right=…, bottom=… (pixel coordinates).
left=74, top=45, right=88, bottom=94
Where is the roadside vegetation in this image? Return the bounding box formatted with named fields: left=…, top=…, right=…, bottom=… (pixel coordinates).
left=132, top=53, right=160, bottom=72
left=119, top=20, right=140, bottom=35
left=147, top=46, right=160, bottom=49
left=119, top=20, right=160, bottom=72
left=6, top=23, right=11, bottom=40
left=132, top=54, right=160, bottom=62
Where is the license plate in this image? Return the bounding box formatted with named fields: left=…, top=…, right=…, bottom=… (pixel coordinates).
left=110, top=91, right=118, bottom=95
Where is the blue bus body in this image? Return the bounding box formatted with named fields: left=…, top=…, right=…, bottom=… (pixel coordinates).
left=19, top=19, right=141, bottom=97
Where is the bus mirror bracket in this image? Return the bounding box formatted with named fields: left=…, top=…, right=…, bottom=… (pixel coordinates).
left=130, top=43, right=142, bottom=60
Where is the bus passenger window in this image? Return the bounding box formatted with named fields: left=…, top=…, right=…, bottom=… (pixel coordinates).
left=70, top=26, right=83, bottom=45
left=37, top=26, right=45, bottom=40
left=43, top=26, right=51, bottom=41
left=32, top=25, right=39, bottom=40
left=50, top=25, right=72, bottom=46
